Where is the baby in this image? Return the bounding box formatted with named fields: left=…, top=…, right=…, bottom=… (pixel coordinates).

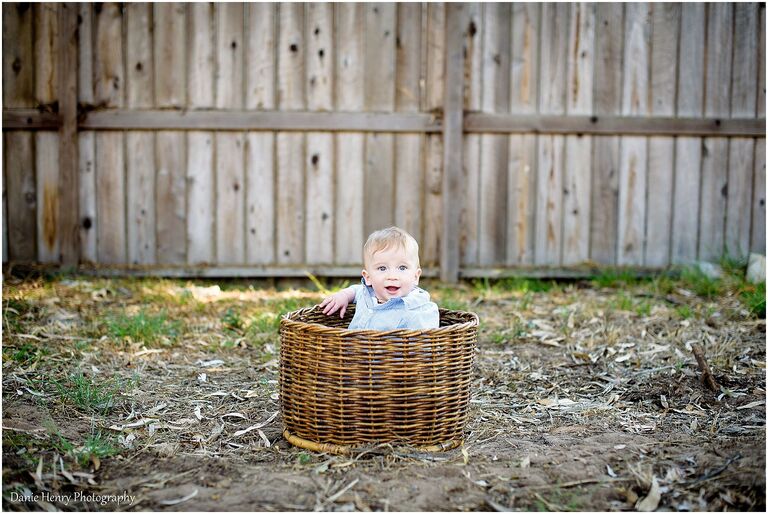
left=320, top=226, right=439, bottom=330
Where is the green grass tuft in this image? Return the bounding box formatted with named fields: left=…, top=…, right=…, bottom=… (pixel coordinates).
left=740, top=281, right=766, bottom=318
left=54, top=373, right=121, bottom=413
left=104, top=309, right=181, bottom=345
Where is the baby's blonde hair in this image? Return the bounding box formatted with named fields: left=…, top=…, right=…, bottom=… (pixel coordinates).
left=363, top=227, right=420, bottom=268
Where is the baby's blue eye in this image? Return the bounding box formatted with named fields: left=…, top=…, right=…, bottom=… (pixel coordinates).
left=377, top=266, right=386, bottom=272
left=398, top=265, right=408, bottom=271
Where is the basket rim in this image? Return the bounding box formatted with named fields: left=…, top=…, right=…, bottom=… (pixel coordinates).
left=280, top=305, right=479, bottom=336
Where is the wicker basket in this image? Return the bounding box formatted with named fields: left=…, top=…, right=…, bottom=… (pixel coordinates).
left=279, top=304, right=478, bottom=454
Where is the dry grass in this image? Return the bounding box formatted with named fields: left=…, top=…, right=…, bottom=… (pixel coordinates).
left=1, top=268, right=765, bottom=511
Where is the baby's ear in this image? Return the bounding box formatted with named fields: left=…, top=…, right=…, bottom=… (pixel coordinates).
left=415, top=268, right=422, bottom=283
left=361, top=269, right=372, bottom=285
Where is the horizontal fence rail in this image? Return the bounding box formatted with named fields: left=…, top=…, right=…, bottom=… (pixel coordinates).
left=4, top=109, right=764, bottom=137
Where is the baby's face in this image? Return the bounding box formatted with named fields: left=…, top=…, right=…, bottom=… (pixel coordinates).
left=362, top=246, right=422, bottom=303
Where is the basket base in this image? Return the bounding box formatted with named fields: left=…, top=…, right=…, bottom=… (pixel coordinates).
left=283, top=429, right=463, bottom=455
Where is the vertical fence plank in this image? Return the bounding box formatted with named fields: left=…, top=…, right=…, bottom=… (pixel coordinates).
left=335, top=3, right=365, bottom=265
left=460, top=3, right=482, bottom=267
left=671, top=4, right=705, bottom=264
left=394, top=3, right=423, bottom=243
left=36, top=133, right=60, bottom=263
left=645, top=3, right=680, bottom=267
left=96, top=133, right=126, bottom=264
left=562, top=2, right=594, bottom=266
left=94, top=2, right=125, bottom=264
left=3, top=3, right=34, bottom=107
left=725, top=3, right=758, bottom=260
left=155, top=3, right=186, bottom=107
left=590, top=3, right=623, bottom=265
left=155, top=4, right=187, bottom=264
left=187, top=3, right=215, bottom=264
left=305, top=3, right=334, bottom=264
left=752, top=9, right=766, bottom=255
left=363, top=3, right=396, bottom=237
left=156, top=132, right=187, bottom=264
left=3, top=3, right=36, bottom=261
left=215, top=3, right=245, bottom=264
left=752, top=142, right=766, bottom=254
left=78, top=4, right=97, bottom=263
left=507, top=3, right=539, bottom=266
left=58, top=3, right=79, bottom=266
left=4, top=133, right=37, bottom=261
left=535, top=3, right=568, bottom=266
left=699, top=4, right=733, bottom=261
left=276, top=3, right=305, bottom=265
left=441, top=3, right=465, bottom=282
left=478, top=3, right=510, bottom=266
left=2, top=166, right=6, bottom=263
left=617, top=3, right=650, bottom=266
left=125, top=3, right=156, bottom=265
left=245, top=3, right=276, bottom=265
left=35, top=4, right=60, bottom=263
left=422, top=3, right=445, bottom=267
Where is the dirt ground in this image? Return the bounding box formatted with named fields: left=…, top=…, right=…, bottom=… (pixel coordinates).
left=1, top=268, right=765, bottom=511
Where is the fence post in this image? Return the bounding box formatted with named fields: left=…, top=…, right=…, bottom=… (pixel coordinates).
left=441, top=3, right=465, bottom=283
left=58, top=3, right=79, bottom=266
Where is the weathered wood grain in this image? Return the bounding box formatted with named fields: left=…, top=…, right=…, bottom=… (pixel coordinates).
left=617, top=3, right=650, bottom=265
left=507, top=3, right=539, bottom=266
left=752, top=139, right=766, bottom=254
left=95, top=133, right=126, bottom=264
left=461, top=3, right=482, bottom=266
left=422, top=3, right=445, bottom=266
left=57, top=4, right=80, bottom=266
left=2, top=3, right=34, bottom=261
left=725, top=4, right=759, bottom=259
left=187, top=3, right=215, bottom=264
left=94, top=2, right=124, bottom=108
left=441, top=3, right=466, bottom=282
left=394, top=3, right=424, bottom=243
left=125, top=4, right=155, bottom=265
left=78, top=3, right=97, bottom=263
left=187, top=132, right=214, bottom=264
left=305, top=3, right=334, bottom=265
left=672, top=3, right=705, bottom=264
left=154, top=3, right=186, bottom=107
left=645, top=3, right=680, bottom=267
left=364, top=3, right=396, bottom=236
left=699, top=4, right=733, bottom=261
left=4, top=133, right=37, bottom=261
left=156, top=132, right=186, bottom=264
left=335, top=3, right=365, bottom=265
left=562, top=3, right=594, bottom=266
left=188, top=3, right=215, bottom=109
left=478, top=3, right=510, bottom=266
left=245, top=133, right=275, bottom=264
left=276, top=3, right=306, bottom=265
left=246, top=3, right=275, bottom=110
left=3, top=3, right=34, bottom=107
left=244, top=3, right=276, bottom=265
left=215, top=3, right=246, bottom=264
left=535, top=3, right=569, bottom=265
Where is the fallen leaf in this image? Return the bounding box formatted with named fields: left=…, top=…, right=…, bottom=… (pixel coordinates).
left=636, top=476, right=661, bottom=511
left=159, top=489, right=198, bottom=506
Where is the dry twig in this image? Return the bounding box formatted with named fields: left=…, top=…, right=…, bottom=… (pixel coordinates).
left=691, top=343, right=719, bottom=391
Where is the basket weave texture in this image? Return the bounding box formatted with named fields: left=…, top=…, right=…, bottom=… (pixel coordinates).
left=279, top=305, right=478, bottom=451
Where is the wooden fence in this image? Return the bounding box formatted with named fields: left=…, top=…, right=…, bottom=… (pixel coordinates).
left=2, top=3, right=765, bottom=281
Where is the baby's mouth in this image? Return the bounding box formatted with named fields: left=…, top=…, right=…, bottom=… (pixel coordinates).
left=385, top=286, right=400, bottom=294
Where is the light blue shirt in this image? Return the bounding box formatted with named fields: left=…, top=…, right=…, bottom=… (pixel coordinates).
left=347, top=279, right=440, bottom=330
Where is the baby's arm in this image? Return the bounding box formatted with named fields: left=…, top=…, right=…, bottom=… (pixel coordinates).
left=319, top=287, right=356, bottom=318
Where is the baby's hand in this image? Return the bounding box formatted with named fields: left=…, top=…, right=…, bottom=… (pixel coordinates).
left=320, top=290, right=352, bottom=318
